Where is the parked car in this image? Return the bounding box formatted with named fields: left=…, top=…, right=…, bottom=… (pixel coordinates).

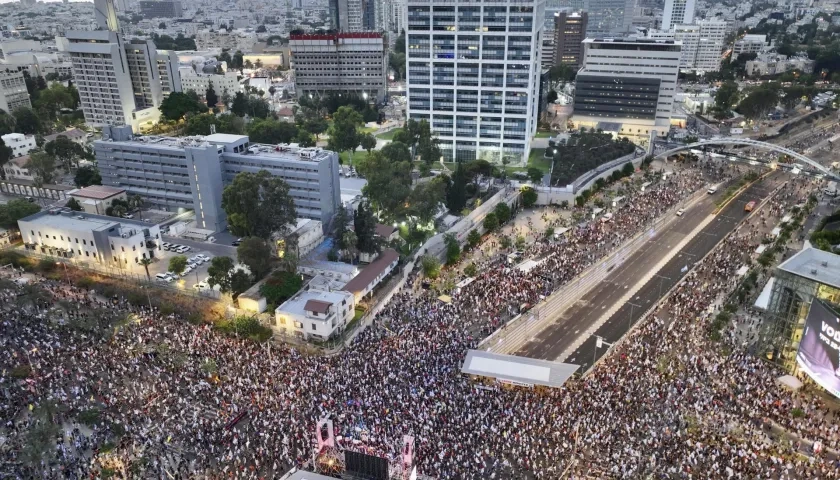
left=155, top=273, right=172, bottom=282
left=232, top=238, right=242, bottom=246
left=193, top=281, right=210, bottom=291
left=197, top=254, right=211, bottom=262
left=180, top=266, right=193, bottom=276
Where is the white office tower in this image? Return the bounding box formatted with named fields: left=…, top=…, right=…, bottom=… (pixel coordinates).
left=64, top=3, right=182, bottom=129
left=405, top=0, right=545, bottom=165
left=649, top=19, right=725, bottom=72
left=585, top=0, right=634, bottom=36
left=661, top=0, right=695, bottom=32
left=573, top=38, right=681, bottom=144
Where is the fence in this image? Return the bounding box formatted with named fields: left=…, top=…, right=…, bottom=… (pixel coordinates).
left=571, top=150, right=643, bottom=193
left=478, top=187, right=707, bottom=355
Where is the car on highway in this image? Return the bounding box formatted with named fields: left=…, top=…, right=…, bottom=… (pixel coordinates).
left=744, top=201, right=756, bottom=212
left=707, top=186, right=718, bottom=194
left=676, top=208, right=686, bottom=216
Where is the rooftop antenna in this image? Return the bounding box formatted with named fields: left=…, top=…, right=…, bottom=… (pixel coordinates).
left=210, top=124, right=217, bottom=134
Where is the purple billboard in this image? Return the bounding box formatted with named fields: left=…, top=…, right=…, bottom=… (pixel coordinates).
left=796, top=299, right=840, bottom=399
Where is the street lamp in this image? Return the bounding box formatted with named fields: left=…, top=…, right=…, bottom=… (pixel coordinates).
left=592, top=335, right=613, bottom=367
left=626, top=301, right=642, bottom=332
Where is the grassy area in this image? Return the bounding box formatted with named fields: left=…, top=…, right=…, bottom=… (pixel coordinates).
left=376, top=128, right=402, bottom=140
left=534, top=130, right=554, bottom=138
left=528, top=148, right=552, bottom=173
left=339, top=150, right=370, bottom=166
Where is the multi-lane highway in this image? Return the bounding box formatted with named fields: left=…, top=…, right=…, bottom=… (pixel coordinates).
left=515, top=174, right=785, bottom=369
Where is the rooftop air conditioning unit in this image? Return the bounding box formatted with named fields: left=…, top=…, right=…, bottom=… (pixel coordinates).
left=811, top=269, right=818, bottom=275
left=822, top=261, right=829, bottom=267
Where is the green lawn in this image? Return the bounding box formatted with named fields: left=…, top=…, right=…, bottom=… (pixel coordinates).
left=339, top=150, right=370, bottom=166
left=376, top=128, right=402, bottom=140
left=527, top=149, right=552, bottom=173
left=534, top=130, right=554, bottom=138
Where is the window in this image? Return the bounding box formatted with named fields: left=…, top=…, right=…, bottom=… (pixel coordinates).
left=30, top=230, right=34, bottom=235
left=83, top=239, right=87, bottom=245
left=310, top=323, right=317, bottom=331
left=85, top=251, right=89, bottom=257
left=294, top=321, right=303, bottom=329
left=60, top=236, right=64, bottom=241
left=75, top=238, right=79, bottom=243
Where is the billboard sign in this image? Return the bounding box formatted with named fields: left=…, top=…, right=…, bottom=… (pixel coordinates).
left=796, top=299, right=840, bottom=399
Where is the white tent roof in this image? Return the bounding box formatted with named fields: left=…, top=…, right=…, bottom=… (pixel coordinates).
left=756, top=244, right=767, bottom=254
left=461, top=350, right=579, bottom=388
left=754, top=277, right=775, bottom=310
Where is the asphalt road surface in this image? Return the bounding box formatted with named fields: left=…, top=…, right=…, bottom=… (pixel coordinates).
left=515, top=174, right=786, bottom=369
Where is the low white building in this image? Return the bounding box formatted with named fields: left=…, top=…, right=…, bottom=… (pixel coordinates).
left=178, top=68, right=240, bottom=99
left=19, top=209, right=163, bottom=266
left=732, top=34, right=768, bottom=60
left=285, top=218, right=323, bottom=258
left=1, top=133, right=37, bottom=157
left=299, top=260, right=360, bottom=283
left=342, top=248, right=400, bottom=302
left=745, top=54, right=815, bottom=77
left=3, top=156, right=33, bottom=181
left=274, top=286, right=355, bottom=341
left=68, top=185, right=128, bottom=215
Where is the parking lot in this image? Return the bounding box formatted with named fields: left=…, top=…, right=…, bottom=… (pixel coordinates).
left=144, top=242, right=220, bottom=293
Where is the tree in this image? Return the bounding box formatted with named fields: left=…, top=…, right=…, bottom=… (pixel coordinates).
left=356, top=150, right=412, bottom=221
left=184, top=112, right=245, bottom=136
left=73, top=165, right=102, bottom=187
left=222, top=170, right=297, bottom=239
left=12, top=107, right=41, bottom=134
left=483, top=212, right=499, bottom=232
left=467, top=229, right=481, bottom=248
left=246, top=118, right=299, bottom=143
left=168, top=255, right=188, bottom=275
left=421, top=255, right=440, bottom=279
left=44, top=136, right=85, bottom=172
left=621, top=162, right=635, bottom=177
left=205, top=85, right=218, bottom=107
left=406, top=176, right=447, bottom=223
left=738, top=87, right=780, bottom=120
left=295, top=131, right=315, bottom=147
left=715, top=81, right=740, bottom=112
left=256, top=24, right=267, bottom=33
left=520, top=186, right=538, bottom=208
left=379, top=141, right=412, bottom=164
left=237, top=237, right=272, bottom=279
left=342, top=230, right=358, bottom=262
left=527, top=167, right=544, bottom=184
left=25, top=151, right=56, bottom=186
left=354, top=201, right=379, bottom=254
left=333, top=206, right=350, bottom=251
left=494, top=202, right=511, bottom=224
left=230, top=269, right=253, bottom=297
left=416, top=136, right=442, bottom=165
left=139, top=257, right=153, bottom=281
left=303, top=117, right=328, bottom=140
left=230, top=92, right=249, bottom=116
left=0, top=199, right=41, bottom=228
left=446, top=163, right=467, bottom=215
left=464, top=262, right=477, bottom=277
left=546, top=89, right=558, bottom=104
left=327, top=105, right=363, bottom=161
left=444, top=233, right=460, bottom=265
left=207, top=256, right=235, bottom=293
left=159, top=91, right=207, bottom=121
left=360, top=133, right=377, bottom=154
left=34, top=83, right=74, bottom=120
left=128, top=194, right=144, bottom=219
left=65, top=197, right=83, bottom=211
left=0, top=110, right=16, bottom=136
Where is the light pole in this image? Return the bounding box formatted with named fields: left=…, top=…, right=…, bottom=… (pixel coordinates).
left=652, top=273, right=671, bottom=299
left=626, top=301, right=641, bottom=332
left=592, top=335, right=613, bottom=367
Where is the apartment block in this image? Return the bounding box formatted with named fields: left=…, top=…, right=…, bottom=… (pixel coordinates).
left=649, top=19, right=725, bottom=72
left=139, top=0, right=183, bottom=18
left=553, top=11, right=588, bottom=69
left=573, top=37, right=681, bottom=143
left=733, top=34, right=767, bottom=60
left=95, top=125, right=341, bottom=234
left=0, top=70, right=32, bottom=113
left=405, top=0, right=545, bottom=164
left=585, top=0, right=634, bottom=36
left=1, top=133, right=36, bottom=157
left=290, top=33, right=387, bottom=103
left=179, top=69, right=240, bottom=100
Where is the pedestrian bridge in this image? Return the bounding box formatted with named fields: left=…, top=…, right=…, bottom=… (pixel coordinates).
left=654, top=138, right=837, bottom=180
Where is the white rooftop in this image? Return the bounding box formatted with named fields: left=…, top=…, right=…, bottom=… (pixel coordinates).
left=461, top=350, right=579, bottom=388
left=778, top=247, right=840, bottom=289
left=276, top=289, right=349, bottom=319
left=204, top=133, right=249, bottom=144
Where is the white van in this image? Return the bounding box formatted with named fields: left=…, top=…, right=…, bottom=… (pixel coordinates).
left=707, top=186, right=718, bottom=194
left=155, top=273, right=171, bottom=282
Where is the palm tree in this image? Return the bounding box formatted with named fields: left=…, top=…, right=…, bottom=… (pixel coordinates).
left=342, top=230, right=358, bottom=264
left=139, top=257, right=152, bottom=281
left=128, top=194, right=144, bottom=220
left=111, top=204, right=127, bottom=218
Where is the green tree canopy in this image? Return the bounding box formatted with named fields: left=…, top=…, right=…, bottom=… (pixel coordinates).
left=237, top=237, right=272, bottom=279
left=168, top=255, right=188, bottom=275
left=354, top=201, right=379, bottom=254
left=159, top=91, right=207, bottom=121
left=407, top=176, right=447, bottom=223
left=221, top=170, right=297, bottom=239
left=356, top=150, right=412, bottom=221
left=205, top=85, right=219, bottom=107
left=25, top=151, right=56, bottom=186
left=184, top=113, right=245, bottom=136
left=44, top=136, right=85, bottom=172
left=246, top=118, right=299, bottom=144
left=446, top=163, right=467, bottom=213
left=74, top=165, right=102, bottom=187
left=327, top=106, right=364, bottom=159
left=0, top=199, right=40, bottom=228
left=12, top=107, right=42, bottom=134
left=380, top=141, right=412, bottom=164
left=66, top=197, right=83, bottom=211
left=207, top=255, right=235, bottom=293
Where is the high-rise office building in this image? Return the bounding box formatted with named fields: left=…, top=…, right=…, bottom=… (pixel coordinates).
left=648, top=19, right=725, bottom=72
left=330, top=0, right=349, bottom=32
left=96, top=126, right=341, bottom=233
left=661, top=0, right=695, bottom=32
left=553, top=11, right=588, bottom=68
left=573, top=37, right=681, bottom=143
left=139, top=0, right=184, bottom=19
left=405, top=0, right=545, bottom=164
left=0, top=71, right=32, bottom=113
left=584, top=0, right=634, bottom=35
left=290, top=33, right=387, bottom=102
left=64, top=1, right=181, bottom=129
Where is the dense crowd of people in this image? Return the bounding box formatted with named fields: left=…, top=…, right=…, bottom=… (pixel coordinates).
left=2, top=165, right=839, bottom=479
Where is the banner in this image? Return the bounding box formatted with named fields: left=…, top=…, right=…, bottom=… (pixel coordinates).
left=796, top=299, right=840, bottom=399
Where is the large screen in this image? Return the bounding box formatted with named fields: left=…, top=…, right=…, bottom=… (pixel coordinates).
left=344, top=450, right=389, bottom=480
left=796, top=299, right=840, bottom=399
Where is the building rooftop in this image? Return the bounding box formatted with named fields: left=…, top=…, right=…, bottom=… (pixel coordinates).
left=70, top=185, right=126, bottom=200
left=342, top=248, right=399, bottom=295
left=44, top=128, right=86, bottom=143
left=778, top=247, right=840, bottom=289
left=276, top=289, right=348, bottom=318
left=204, top=133, right=249, bottom=144
left=19, top=210, right=154, bottom=237
left=10, top=155, right=29, bottom=168
left=290, top=32, right=382, bottom=41
left=374, top=223, right=398, bottom=238
left=460, top=350, right=579, bottom=388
